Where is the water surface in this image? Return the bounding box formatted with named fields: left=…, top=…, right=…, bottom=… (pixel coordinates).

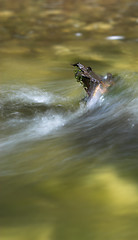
left=0, top=0, right=138, bottom=239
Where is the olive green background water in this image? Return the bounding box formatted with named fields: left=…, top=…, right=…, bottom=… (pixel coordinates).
left=0, top=0, right=138, bottom=240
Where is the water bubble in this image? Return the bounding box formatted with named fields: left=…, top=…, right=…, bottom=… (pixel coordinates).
left=75, top=32, right=82, bottom=37
left=106, top=35, right=125, bottom=40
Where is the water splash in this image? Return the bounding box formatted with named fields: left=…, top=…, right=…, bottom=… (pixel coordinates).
left=0, top=79, right=138, bottom=162
left=0, top=85, right=85, bottom=155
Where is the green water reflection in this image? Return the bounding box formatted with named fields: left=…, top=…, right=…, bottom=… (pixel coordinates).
left=0, top=0, right=138, bottom=239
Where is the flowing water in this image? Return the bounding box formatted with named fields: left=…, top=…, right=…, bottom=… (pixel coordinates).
left=0, top=0, right=138, bottom=239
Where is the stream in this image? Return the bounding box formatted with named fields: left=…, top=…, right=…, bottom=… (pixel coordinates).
left=0, top=0, right=138, bottom=240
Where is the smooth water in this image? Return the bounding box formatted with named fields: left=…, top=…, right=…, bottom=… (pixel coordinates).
left=0, top=0, right=138, bottom=239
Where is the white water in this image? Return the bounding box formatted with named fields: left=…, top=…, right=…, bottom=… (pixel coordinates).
left=0, top=85, right=85, bottom=154
left=0, top=79, right=138, bottom=173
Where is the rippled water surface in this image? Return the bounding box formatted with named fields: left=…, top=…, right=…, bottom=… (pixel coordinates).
left=0, top=0, right=138, bottom=239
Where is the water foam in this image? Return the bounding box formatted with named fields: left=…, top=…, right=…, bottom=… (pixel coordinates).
left=0, top=85, right=64, bottom=105
left=0, top=85, right=85, bottom=154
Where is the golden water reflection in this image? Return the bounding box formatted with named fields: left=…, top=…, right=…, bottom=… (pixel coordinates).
left=1, top=167, right=138, bottom=240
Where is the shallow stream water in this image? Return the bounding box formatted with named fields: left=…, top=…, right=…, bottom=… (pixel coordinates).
left=0, top=0, right=138, bottom=239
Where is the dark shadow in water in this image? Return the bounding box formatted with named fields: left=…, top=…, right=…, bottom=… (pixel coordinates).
left=0, top=102, right=68, bottom=119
